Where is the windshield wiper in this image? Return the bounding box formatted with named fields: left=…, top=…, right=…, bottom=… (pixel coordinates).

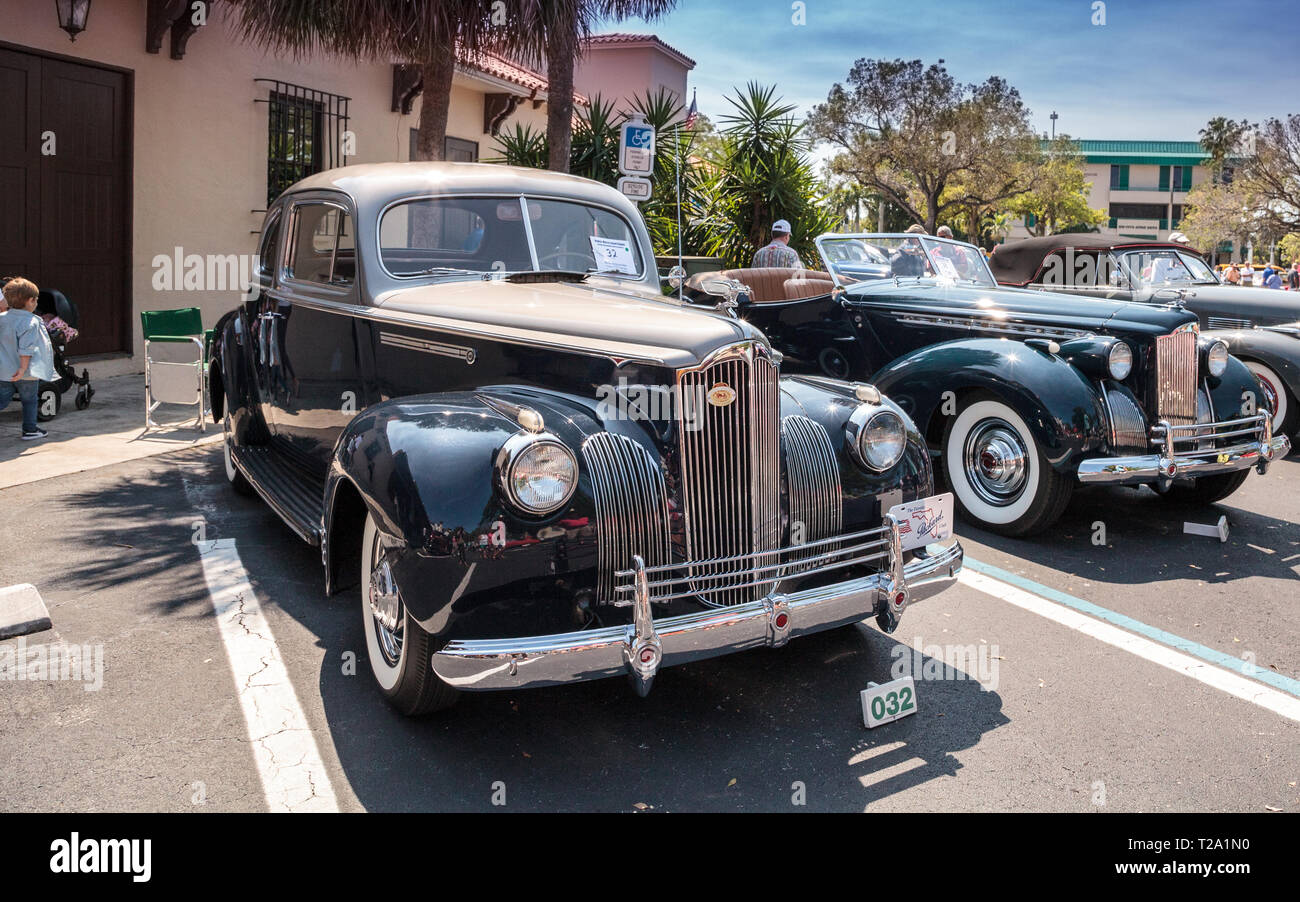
left=407, top=266, right=483, bottom=277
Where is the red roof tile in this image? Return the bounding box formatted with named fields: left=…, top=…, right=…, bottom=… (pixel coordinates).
left=583, top=33, right=696, bottom=69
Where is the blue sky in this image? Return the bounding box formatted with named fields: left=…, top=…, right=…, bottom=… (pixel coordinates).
left=612, top=0, right=1298, bottom=143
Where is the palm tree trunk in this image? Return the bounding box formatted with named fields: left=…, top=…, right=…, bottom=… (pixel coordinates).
left=414, top=52, right=456, bottom=161
left=546, top=26, right=578, bottom=173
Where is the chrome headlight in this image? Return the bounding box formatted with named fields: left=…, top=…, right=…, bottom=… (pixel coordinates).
left=1205, top=340, right=1229, bottom=377
left=1107, top=341, right=1133, bottom=380
left=847, top=405, right=907, bottom=472
left=497, top=433, right=578, bottom=515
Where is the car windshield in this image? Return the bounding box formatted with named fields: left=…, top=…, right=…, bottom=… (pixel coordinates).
left=379, top=196, right=643, bottom=280
left=818, top=235, right=996, bottom=287
left=1121, top=249, right=1218, bottom=286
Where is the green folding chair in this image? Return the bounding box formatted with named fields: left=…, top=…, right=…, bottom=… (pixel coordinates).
left=140, top=308, right=213, bottom=432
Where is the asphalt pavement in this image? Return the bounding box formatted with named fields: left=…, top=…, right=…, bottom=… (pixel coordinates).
left=1, top=444, right=1296, bottom=812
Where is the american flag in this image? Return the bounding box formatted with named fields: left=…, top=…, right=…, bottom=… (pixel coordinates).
left=684, top=89, right=698, bottom=129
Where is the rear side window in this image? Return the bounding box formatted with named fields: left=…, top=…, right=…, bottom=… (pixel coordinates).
left=287, top=202, right=355, bottom=288
left=257, top=210, right=282, bottom=279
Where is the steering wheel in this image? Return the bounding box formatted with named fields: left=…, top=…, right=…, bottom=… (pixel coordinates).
left=537, top=250, right=595, bottom=271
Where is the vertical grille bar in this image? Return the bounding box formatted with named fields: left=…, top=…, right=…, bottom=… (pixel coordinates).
left=582, top=433, right=670, bottom=604
left=781, top=415, right=843, bottom=572
left=676, top=344, right=780, bottom=606
left=1156, top=328, right=1198, bottom=426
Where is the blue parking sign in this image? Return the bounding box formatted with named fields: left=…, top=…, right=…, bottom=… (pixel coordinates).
left=619, top=120, right=655, bottom=176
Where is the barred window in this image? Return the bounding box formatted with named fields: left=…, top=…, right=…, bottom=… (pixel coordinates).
left=258, top=80, right=351, bottom=206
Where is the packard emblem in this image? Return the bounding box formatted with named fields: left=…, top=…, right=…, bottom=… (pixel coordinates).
left=706, top=382, right=737, bottom=408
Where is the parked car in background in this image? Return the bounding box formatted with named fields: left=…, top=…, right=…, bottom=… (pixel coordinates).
left=989, top=235, right=1300, bottom=438
left=210, top=164, right=963, bottom=715
left=682, top=233, right=1290, bottom=536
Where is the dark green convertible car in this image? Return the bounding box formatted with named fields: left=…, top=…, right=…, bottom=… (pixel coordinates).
left=684, top=233, right=1290, bottom=536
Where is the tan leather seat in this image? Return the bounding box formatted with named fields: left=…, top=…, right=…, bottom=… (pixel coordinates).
left=718, top=267, right=832, bottom=303
left=782, top=277, right=833, bottom=300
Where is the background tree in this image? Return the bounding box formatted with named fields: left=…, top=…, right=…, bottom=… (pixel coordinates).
left=1004, top=135, right=1106, bottom=236
left=1232, top=114, right=1300, bottom=236
left=225, top=0, right=508, bottom=163
left=513, top=1, right=677, bottom=173
left=697, top=83, right=840, bottom=267
left=808, top=58, right=1039, bottom=233
left=1177, top=181, right=1252, bottom=262
left=1199, top=116, right=1248, bottom=183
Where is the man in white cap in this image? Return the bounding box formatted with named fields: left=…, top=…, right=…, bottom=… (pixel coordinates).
left=751, top=219, right=803, bottom=269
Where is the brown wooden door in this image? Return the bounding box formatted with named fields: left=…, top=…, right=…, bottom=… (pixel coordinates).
left=0, top=48, right=130, bottom=356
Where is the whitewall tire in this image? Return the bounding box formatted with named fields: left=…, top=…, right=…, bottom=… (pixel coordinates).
left=1243, top=360, right=1296, bottom=438
left=943, top=397, right=1073, bottom=536
left=222, top=410, right=254, bottom=496
left=360, top=513, right=458, bottom=715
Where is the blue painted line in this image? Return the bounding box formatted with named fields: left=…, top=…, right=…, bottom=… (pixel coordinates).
left=964, top=556, right=1300, bottom=700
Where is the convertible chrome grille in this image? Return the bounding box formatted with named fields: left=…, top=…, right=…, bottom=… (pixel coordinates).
left=1155, top=327, right=1198, bottom=426
left=781, top=415, right=843, bottom=572
left=613, top=525, right=893, bottom=605
left=676, top=343, right=781, bottom=606
left=582, top=433, right=671, bottom=605
left=1102, top=382, right=1148, bottom=454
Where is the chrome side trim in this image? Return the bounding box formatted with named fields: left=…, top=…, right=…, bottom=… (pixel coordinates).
left=581, top=433, right=672, bottom=606
left=892, top=311, right=1093, bottom=342
left=1208, top=316, right=1253, bottom=331
left=430, top=538, right=965, bottom=691
left=379, top=331, right=477, bottom=363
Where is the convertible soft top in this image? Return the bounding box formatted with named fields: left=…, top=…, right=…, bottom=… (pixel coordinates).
left=989, top=234, right=1202, bottom=285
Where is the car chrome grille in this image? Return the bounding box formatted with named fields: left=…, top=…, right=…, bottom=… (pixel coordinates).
left=1101, top=382, right=1148, bottom=454
left=676, top=343, right=781, bottom=606
left=1155, top=327, right=1198, bottom=426
left=582, top=433, right=671, bottom=605
left=781, top=414, right=843, bottom=573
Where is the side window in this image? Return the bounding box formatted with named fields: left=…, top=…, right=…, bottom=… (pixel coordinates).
left=286, top=202, right=355, bottom=288
left=257, top=210, right=282, bottom=280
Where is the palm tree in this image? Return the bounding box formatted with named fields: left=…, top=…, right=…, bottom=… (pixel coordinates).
left=224, top=1, right=511, bottom=162
left=513, top=1, right=678, bottom=173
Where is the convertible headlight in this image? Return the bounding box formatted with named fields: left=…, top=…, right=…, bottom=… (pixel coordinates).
left=1107, top=341, right=1133, bottom=380
left=498, top=434, right=578, bottom=515
left=847, top=405, right=907, bottom=472
left=1205, top=340, right=1229, bottom=377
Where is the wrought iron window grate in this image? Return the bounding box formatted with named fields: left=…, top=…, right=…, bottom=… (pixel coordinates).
left=256, top=79, right=351, bottom=205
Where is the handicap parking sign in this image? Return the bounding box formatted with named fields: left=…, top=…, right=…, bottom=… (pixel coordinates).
left=619, top=120, right=655, bottom=176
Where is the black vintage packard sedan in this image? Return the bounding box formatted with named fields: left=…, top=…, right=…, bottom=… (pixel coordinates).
left=210, top=164, right=962, bottom=715
left=988, top=234, right=1300, bottom=439
left=683, top=233, right=1290, bottom=536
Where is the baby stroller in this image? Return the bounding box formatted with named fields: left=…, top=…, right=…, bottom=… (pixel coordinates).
left=34, top=288, right=94, bottom=422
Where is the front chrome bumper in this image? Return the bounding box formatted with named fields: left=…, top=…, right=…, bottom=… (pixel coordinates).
left=431, top=534, right=964, bottom=695
left=1077, top=413, right=1291, bottom=487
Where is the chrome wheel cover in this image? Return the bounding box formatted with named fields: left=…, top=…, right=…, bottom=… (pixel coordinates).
left=963, top=418, right=1030, bottom=507
left=368, top=536, right=404, bottom=667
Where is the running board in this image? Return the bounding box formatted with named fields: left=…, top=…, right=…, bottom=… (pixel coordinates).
left=229, top=444, right=325, bottom=545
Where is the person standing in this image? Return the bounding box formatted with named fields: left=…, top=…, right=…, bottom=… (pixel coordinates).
left=1225, top=263, right=1241, bottom=285
left=0, top=278, right=54, bottom=440
left=1289, top=263, right=1300, bottom=291
left=1264, top=266, right=1283, bottom=290
left=751, top=219, right=803, bottom=269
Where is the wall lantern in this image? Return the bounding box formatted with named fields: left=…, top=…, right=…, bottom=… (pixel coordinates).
left=55, top=0, right=92, bottom=42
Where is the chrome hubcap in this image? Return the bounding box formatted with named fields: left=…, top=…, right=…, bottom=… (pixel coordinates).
left=964, top=419, right=1030, bottom=507
left=369, top=545, right=403, bottom=666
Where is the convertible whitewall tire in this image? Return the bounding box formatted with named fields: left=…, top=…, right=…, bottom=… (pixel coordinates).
left=943, top=397, right=1072, bottom=536
left=1243, top=360, right=1294, bottom=437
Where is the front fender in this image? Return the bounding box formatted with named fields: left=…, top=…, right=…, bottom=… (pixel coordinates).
left=1206, top=351, right=1279, bottom=421
left=870, top=338, right=1108, bottom=472
left=1213, top=328, right=1300, bottom=409
left=324, top=389, right=612, bottom=642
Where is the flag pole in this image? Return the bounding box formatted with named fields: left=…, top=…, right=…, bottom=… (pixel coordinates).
left=676, top=129, right=683, bottom=301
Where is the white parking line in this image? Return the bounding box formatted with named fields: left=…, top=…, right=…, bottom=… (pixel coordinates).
left=197, top=539, right=339, bottom=812
left=959, top=568, right=1300, bottom=725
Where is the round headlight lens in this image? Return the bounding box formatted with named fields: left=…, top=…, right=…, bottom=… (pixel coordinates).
left=1107, top=341, right=1133, bottom=380
left=505, top=439, right=577, bottom=515
left=859, top=409, right=907, bottom=471
left=1206, top=340, right=1229, bottom=377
